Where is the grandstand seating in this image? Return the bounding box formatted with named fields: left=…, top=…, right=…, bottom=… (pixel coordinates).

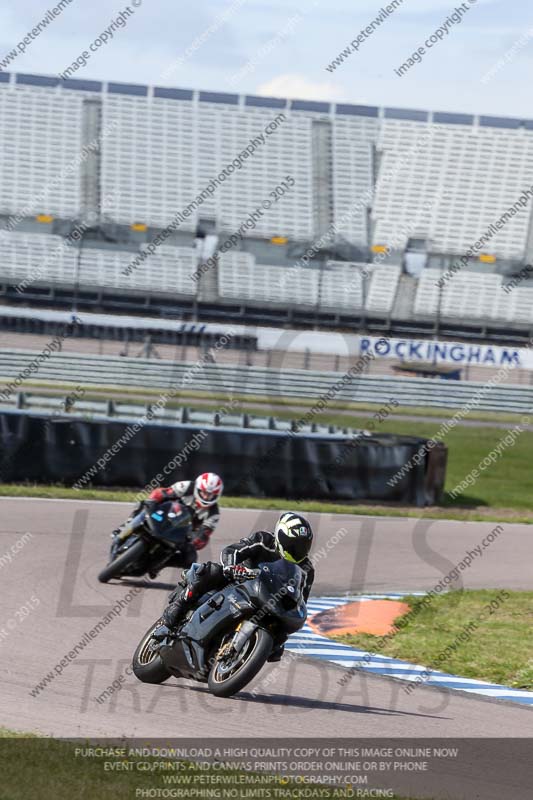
left=0, top=232, right=197, bottom=296
left=2, top=74, right=533, bottom=264
left=101, top=93, right=197, bottom=230
left=217, top=255, right=400, bottom=313
left=320, top=261, right=364, bottom=310
left=414, top=268, right=533, bottom=324
left=2, top=73, right=533, bottom=333
left=332, top=116, right=378, bottom=244
left=373, top=117, right=533, bottom=260
left=2, top=226, right=532, bottom=324
left=365, top=265, right=401, bottom=313
left=195, top=103, right=315, bottom=240
left=0, top=83, right=82, bottom=218
left=0, top=232, right=76, bottom=283
left=82, top=245, right=197, bottom=295
left=218, top=252, right=319, bottom=305
left=0, top=227, right=402, bottom=312
left=100, top=92, right=315, bottom=239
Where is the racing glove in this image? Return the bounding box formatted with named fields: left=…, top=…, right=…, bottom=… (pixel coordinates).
left=148, top=487, right=175, bottom=503
left=192, top=526, right=214, bottom=551
left=223, top=564, right=258, bottom=583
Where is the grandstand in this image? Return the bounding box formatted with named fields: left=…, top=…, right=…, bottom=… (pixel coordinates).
left=373, top=112, right=533, bottom=260
left=2, top=72, right=533, bottom=254
left=414, top=269, right=533, bottom=325
left=0, top=71, right=533, bottom=343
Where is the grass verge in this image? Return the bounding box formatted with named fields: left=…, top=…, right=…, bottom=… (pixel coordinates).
left=2, top=483, right=533, bottom=523
left=0, top=729, right=419, bottom=799
left=335, top=590, right=533, bottom=690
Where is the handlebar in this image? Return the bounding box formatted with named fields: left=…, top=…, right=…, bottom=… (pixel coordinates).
left=224, top=566, right=260, bottom=583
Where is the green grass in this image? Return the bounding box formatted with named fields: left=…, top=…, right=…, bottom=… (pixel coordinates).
left=2, top=484, right=533, bottom=524
left=336, top=590, right=533, bottom=690
left=0, top=729, right=419, bottom=800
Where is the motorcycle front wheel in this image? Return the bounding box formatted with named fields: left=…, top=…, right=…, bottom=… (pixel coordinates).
left=97, top=538, right=147, bottom=583
left=208, top=627, right=273, bottom=698
left=132, top=620, right=172, bottom=684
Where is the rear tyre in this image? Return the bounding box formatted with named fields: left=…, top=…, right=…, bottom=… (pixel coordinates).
left=208, top=627, right=273, bottom=698
left=132, top=621, right=172, bottom=684
left=97, top=539, right=146, bottom=583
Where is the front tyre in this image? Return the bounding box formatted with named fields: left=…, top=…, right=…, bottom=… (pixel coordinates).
left=208, top=627, right=273, bottom=698
left=132, top=621, right=172, bottom=684
left=97, top=538, right=146, bottom=583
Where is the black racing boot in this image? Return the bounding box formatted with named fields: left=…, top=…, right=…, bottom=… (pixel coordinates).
left=152, top=595, right=188, bottom=643
left=161, top=594, right=189, bottom=630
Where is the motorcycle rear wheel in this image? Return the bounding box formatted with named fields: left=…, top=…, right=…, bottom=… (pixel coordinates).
left=97, top=539, right=146, bottom=583
left=208, top=627, right=273, bottom=698
left=132, top=621, right=172, bottom=684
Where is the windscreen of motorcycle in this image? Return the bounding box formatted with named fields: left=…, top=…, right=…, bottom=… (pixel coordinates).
left=147, top=500, right=193, bottom=546
left=255, top=559, right=305, bottom=609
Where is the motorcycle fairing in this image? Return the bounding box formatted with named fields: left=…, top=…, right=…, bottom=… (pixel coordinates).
left=158, top=561, right=307, bottom=679
left=147, top=501, right=193, bottom=547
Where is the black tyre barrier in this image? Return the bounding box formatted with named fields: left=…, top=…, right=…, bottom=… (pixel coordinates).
left=0, top=411, right=447, bottom=506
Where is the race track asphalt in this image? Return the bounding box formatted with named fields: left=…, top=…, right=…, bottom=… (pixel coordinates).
left=1, top=498, right=532, bottom=799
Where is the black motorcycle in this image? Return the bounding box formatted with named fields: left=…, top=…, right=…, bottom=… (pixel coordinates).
left=98, top=500, right=193, bottom=583
left=132, top=559, right=307, bottom=697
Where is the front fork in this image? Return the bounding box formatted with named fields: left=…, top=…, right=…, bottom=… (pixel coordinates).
left=112, top=510, right=146, bottom=551
left=218, top=620, right=259, bottom=662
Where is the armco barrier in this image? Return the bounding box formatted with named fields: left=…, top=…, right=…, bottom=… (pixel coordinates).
left=0, top=349, right=533, bottom=413
left=0, top=410, right=447, bottom=506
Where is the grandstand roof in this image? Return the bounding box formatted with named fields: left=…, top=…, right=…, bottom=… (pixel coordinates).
left=4, top=71, right=533, bottom=130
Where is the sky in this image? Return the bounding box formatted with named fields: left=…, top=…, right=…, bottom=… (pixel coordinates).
left=0, top=0, right=531, bottom=117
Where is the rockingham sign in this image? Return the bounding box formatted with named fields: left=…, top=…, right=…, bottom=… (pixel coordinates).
left=215, top=325, right=532, bottom=371
left=252, top=327, right=531, bottom=370
left=7, top=308, right=529, bottom=371
left=359, top=336, right=525, bottom=369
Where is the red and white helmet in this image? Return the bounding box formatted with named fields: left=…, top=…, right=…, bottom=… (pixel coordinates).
left=194, top=472, right=223, bottom=508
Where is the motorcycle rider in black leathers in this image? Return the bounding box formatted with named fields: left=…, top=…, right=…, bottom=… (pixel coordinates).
left=155, top=512, right=315, bottom=662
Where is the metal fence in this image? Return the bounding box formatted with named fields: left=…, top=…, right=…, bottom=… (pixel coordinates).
left=1, top=393, right=356, bottom=436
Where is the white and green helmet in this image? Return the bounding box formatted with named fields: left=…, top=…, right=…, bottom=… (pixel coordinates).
left=274, top=512, right=313, bottom=564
